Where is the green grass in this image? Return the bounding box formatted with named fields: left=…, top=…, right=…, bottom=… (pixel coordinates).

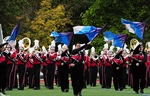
left=5, top=83, right=150, bottom=96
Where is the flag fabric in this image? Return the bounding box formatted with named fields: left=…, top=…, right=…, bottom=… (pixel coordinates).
left=50, top=31, right=73, bottom=46
left=73, top=26, right=102, bottom=42
left=121, top=18, right=146, bottom=40
left=103, top=31, right=117, bottom=41
left=112, top=34, right=127, bottom=48
left=7, top=21, right=20, bottom=41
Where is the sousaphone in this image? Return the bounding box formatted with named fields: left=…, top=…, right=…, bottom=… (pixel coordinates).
left=22, top=37, right=31, bottom=50
left=130, top=38, right=139, bottom=50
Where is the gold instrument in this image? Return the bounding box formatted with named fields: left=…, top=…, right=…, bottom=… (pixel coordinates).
left=144, top=42, right=150, bottom=52
left=91, top=54, right=99, bottom=61
left=22, top=37, right=31, bottom=50
left=130, top=38, right=139, bottom=50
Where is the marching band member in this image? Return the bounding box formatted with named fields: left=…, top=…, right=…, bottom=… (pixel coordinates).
left=54, top=45, right=61, bottom=87
left=98, top=52, right=103, bottom=86
left=0, top=43, right=8, bottom=94
left=131, top=43, right=147, bottom=94
left=83, top=50, right=90, bottom=88
left=46, top=41, right=57, bottom=89
left=127, top=50, right=133, bottom=88
left=89, top=47, right=98, bottom=87
left=104, top=46, right=114, bottom=89
left=6, top=43, right=17, bottom=90
left=16, top=40, right=27, bottom=90
left=26, top=48, right=34, bottom=89
left=41, top=46, right=48, bottom=88
left=59, top=44, right=70, bottom=92
left=32, top=40, right=42, bottom=90
left=100, top=43, right=108, bottom=88
left=145, top=49, right=150, bottom=87
left=112, top=47, right=124, bottom=91
left=70, top=42, right=91, bottom=96
left=121, top=49, right=128, bottom=89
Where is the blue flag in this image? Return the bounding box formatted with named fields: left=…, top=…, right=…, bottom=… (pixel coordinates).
left=112, top=34, right=127, bottom=48
left=103, top=31, right=117, bottom=41
left=50, top=31, right=73, bottom=46
left=73, top=26, right=102, bottom=42
left=7, top=21, right=20, bottom=41
left=121, top=18, right=146, bottom=40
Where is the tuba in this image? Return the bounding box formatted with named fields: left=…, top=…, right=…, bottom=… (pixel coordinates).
left=22, top=37, right=31, bottom=50
left=130, top=38, right=139, bottom=50
left=144, top=42, right=150, bottom=52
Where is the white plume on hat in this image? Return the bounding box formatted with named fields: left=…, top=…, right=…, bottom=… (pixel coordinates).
left=18, top=40, right=24, bottom=49
left=116, top=47, right=121, bottom=52
left=42, top=46, right=47, bottom=52
left=0, top=24, right=3, bottom=44
left=103, top=43, right=108, bottom=50
left=91, top=47, right=95, bottom=53
left=148, top=42, right=150, bottom=48
left=62, top=44, right=67, bottom=49
left=72, top=45, right=75, bottom=50
left=51, top=40, right=55, bottom=47
left=85, top=50, right=89, bottom=55
left=123, top=43, right=130, bottom=53
left=29, top=47, right=34, bottom=53
left=57, top=44, right=62, bottom=51
left=8, top=40, right=16, bottom=48
left=109, top=46, right=114, bottom=52
left=33, top=40, right=39, bottom=49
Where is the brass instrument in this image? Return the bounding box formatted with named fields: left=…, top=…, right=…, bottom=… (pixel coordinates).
left=91, top=54, right=99, bottom=61
left=130, top=38, right=139, bottom=50
left=145, top=42, right=150, bottom=52
left=22, top=37, right=31, bottom=50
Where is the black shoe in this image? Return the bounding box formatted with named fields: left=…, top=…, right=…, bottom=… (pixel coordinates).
left=64, top=89, right=69, bottom=92
left=78, top=92, right=82, bottom=96
left=2, top=90, right=6, bottom=94
left=6, top=88, right=12, bottom=91
left=33, top=87, right=40, bottom=90
left=120, top=87, right=123, bottom=91
left=48, top=87, right=54, bottom=89
left=135, top=91, right=139, bottom=94
left=140, top=89, right=144, bottom=93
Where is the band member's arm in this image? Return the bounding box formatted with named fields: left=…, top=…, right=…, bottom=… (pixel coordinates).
left=71, top=44, right=89, bottom=55
left=0, top=52, right=8, bottom=64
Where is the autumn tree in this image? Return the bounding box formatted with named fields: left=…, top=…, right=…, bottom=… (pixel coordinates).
left=28, top=0, right=73, bottom=48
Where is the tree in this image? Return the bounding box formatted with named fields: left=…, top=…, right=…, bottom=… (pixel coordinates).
left=28, top=0, right=73, bottom=48
left=82, top=0, right=150, bottom=53
left=0, top=0, right=28, bottom=36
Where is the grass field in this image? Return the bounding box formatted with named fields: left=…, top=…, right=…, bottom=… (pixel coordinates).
left=4, top=83, right=150, bottom=96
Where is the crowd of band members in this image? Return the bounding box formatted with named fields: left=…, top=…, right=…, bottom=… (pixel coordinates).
left=1, top=41, right=150, bottom=95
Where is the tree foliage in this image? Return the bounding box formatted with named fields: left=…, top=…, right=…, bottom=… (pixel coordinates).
left=28, top=0, right=73, bottom=48
left=82, top=0, right=150, bottom=53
